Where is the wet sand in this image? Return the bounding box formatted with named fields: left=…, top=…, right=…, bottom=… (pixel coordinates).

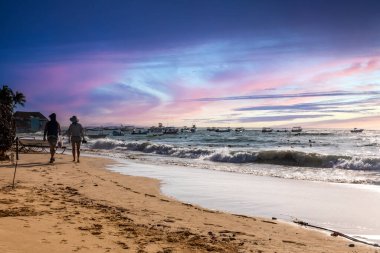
left=0, top=154, right=377, bottom=252
left=109, top=159, right=380, bottom=242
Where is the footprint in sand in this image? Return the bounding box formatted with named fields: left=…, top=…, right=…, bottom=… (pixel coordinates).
left=41, top=238, right=51, bottom=244
left=116, top=241, right=129, bottom=249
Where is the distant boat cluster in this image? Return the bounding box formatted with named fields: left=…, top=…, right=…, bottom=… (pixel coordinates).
left=71, top=124, right=365, bottom=139
left=261, top=126, right=303, bottom=133
left=206, top=127, right=245, bottom=132
left=83, top=123, right=198, bottom=138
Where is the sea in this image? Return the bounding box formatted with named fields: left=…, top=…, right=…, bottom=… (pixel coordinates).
left=82, top=128, right=380, bottom=185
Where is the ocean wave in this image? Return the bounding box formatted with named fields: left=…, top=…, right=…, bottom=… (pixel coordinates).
left=90, top=139, right=124, bottom=149
left=88, top=140, right=380, bottom=170
left=205, top=149, right=347, bottom=168
left=334, top=157, right=380, bottom=170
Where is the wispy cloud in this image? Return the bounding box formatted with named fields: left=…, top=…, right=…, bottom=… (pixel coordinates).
left=206, top=114, right=332, bottom=124
left=234, top=98, right=377, bottom=112
left=311, top=59, right=379, bottom=83
left=190, top=90, right=380, bottom=102
left=238, top=114, right=332, bottom=123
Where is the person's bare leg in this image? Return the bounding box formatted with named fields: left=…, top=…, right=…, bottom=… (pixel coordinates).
left=76, top=142, right=81, bottom=163
left=71, top=142, right=76, bottom=162
left=50, top=145, right=55, bottom=163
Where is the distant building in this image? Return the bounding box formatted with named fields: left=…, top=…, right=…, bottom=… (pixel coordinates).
left=13, top=111, right=48, bottom=133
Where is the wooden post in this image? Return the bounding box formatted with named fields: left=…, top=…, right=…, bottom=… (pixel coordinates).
left=12, top=137, right=19, bottom=189
left=16, top=137, right=19, bottom=160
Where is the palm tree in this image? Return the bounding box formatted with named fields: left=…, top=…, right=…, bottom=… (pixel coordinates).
left=0, top=85, right=26, bottom=159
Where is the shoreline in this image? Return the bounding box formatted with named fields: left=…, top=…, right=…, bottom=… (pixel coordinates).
left=107, top=156, right=380, bottom=244
left=0, top=153, right=376, bottom=252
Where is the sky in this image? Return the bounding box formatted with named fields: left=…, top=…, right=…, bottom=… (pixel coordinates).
left=1, top=0, right=380, bottom=128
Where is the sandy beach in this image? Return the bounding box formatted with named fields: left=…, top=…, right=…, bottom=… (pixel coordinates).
left=109, top=158, right=380, bottom=242
left=0, top=154, right=377, bottom=253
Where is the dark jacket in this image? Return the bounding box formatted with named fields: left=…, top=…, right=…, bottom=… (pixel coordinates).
left=44, top=121, right=61, bottom=137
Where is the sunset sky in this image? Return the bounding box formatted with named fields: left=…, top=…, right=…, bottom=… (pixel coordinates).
left=1, top=0, right=380, bottom=128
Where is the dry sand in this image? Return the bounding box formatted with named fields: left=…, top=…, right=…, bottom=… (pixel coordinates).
left=0, top=153, right=377, bottom=253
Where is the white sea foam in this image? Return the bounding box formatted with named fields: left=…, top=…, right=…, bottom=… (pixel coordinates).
left=87, top=140, right=380, bottom=171
left=68, top=129, right=380, bottom=185
left=334, top=157, right=380, bottom=170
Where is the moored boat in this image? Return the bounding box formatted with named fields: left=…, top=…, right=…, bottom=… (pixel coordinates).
left=215, top=128, right=231, bottom=132
left=262, top=127, right=273, bottom=133
left=131, top=128, right=149, bottom=135
left=350, top=128, right=364, bottom=133
left=291, top=126, right=302, bottom=133
left=86, top=128, right=107, bottom=138
left=120, top=125, right=135, bottom=132
left=181, top=126, right=191, bottom=133
left=235, top=127, right=245, bottom=132
left=181, top=124, right=197, bottom=133
left=164, top=127, right=179, bottom=134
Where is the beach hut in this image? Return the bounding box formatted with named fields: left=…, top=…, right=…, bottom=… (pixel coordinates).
left=13, top=111, right=48, bottom=133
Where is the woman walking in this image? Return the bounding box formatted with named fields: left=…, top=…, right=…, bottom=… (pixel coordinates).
left=67, top=116, right=85, bottom=163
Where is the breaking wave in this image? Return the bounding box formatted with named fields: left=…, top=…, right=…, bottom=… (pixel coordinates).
left=88, top=140, right=380, bottom=171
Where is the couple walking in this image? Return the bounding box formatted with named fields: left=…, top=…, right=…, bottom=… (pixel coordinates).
left=43, top=113, right=85, bottom=163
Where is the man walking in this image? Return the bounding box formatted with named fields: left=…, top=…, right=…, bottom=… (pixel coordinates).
left=43, top=113, right=61, bottom=163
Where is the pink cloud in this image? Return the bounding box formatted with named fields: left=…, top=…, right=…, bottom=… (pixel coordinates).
left=311, top=58, right=379, bottom=83
left=366, top=59, right=379, bottom=71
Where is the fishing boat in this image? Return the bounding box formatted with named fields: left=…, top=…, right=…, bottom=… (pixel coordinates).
left=131, top=128, right=149, bottom=135
left=86, top=128, right=107, bottom=138
left=120, top=125, right=135, bottom=132
left=350, top=128, right=364, bottom=133
left=235, top=127, right=245, bottom=132
left=164, top=127, right=179, bottom=134
left=262, top=127, right=273, bottom=133
left=148, top=128, right=164, bottom=136
left=181, top=125, right=197, bottom=133
left=291, top=126, right=302, bottom=133
left=181, top=126, right=191, bottom=133
left=215, top=128, right=231, bottom=132
left=148, top=123, right=165, bottom=136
